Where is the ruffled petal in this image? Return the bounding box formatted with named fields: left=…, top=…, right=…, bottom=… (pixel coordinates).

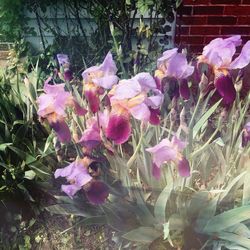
left=113, top=79, right=142, bottom=99
left=230, top=41, right=250, bottom=69
left=167, top=53, right=194, bottom=79
left=129, top=103, right=151, bottom=121
left=55, top=161, right=75, bottom=178
left=93, top=75, right=119, bottom=89
left=133, top=72, right=157, bottom=91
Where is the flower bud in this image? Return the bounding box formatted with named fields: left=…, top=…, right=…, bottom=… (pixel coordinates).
left=242, top=122, right=250, bottom=147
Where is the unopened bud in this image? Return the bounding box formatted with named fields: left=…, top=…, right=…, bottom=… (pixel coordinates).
left=234, top=80, right=243, bottom=93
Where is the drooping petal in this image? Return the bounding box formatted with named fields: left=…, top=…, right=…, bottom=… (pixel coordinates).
left=129, top=103, right=151, bottom=121
left=85, top=180, right=109, bottom=205
left=85, top=90, right=100, bottom=113
left=177, top=157, right=190, bottom=177
left=230, top=41, right=250, bottom=69
left=179, top=79, right=190, bottom=100
left=49, top=118, right=71, bottom=143
left=93, top=75, right=119, bottom=89
left=106, top=112, right=131, bottom=144
left=64, top=69, right=73, bottom=81
left=152, top=163, right=161, bottom=180
left=149, top=108, right=161, bottom=125
left=214, top=74, right=236, bottom=105
left=133, top=72, right=157, bottom=91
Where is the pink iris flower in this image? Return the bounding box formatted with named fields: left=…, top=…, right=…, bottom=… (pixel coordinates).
left=146, top=136, right=190, bottom=179
left=198, top=35, right=250, bottom=104
left=55, top=158, right=109, bottom=204
left=106, top=73, right=163, bottom=144
left=155, top=48, right=194, bottom=100
left=78, top=110, right=109, bottom=149
left=82, top=52, right=119, bottom=113
left=37, top=79, right=87, bottom=143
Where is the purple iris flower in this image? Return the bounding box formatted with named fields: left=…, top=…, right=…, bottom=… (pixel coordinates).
left=55, top=158, right=109, bottom=204
left=199, top=35, right=250, bottom=104
left=146, top=136, right=190, bottom=179
left=155, top=48, right=194, bottom=100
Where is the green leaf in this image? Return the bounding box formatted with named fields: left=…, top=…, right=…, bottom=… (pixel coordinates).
left=45, top=204, right=98, bottom=217
left=0, top=143, right=12, bottom=151
left=243, top=163, right=250, bottom=206
left=193, top=99, right=222, bottom=139
left=163, top=222, right=169, bottom=240
left=123, top=227, right=161, bottom=243
left=216, top=231, right=250, bottom=249
left=154, top=178, right=173, bottom=222
left=24, top=170, right=36, bottom=180
left=203, top=205, right=250, bottom=233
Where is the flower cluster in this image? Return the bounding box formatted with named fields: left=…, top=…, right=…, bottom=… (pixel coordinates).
left=36, top=35, right=250, bottom=203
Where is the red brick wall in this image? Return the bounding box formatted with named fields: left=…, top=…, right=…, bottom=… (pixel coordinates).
left=176, top=0, right=250, bottom=54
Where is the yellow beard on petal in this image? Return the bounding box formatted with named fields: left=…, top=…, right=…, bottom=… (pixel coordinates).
left=155, top=69, right=165, bottom=80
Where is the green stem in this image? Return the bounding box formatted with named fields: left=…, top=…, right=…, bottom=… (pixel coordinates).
left=127, top=128, right=144, bottom=168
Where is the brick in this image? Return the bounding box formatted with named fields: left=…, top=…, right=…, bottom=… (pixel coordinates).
left=176, top=35, right=204, bottom=44
left=190, top=26, right=221, bottom=35
left=183, top=0, right=209, bottom=4
left=224, top=6, right=250, bottom=15
left=180, top=6, right=193, bottom=15
left=189, top=45, right=204, bottom=53
left=221, top=26, right=250, bottom=35
left=238, top=16, right=250, bottom=25
left=176, top=26, right=190, bottom=35
left=207, top=16, right=237, bottom=25
left=210, top=0, right=241, bottom=4
left=193, top=6, right=224, bottom=15
left=178, top=16, right=207, bottom=25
